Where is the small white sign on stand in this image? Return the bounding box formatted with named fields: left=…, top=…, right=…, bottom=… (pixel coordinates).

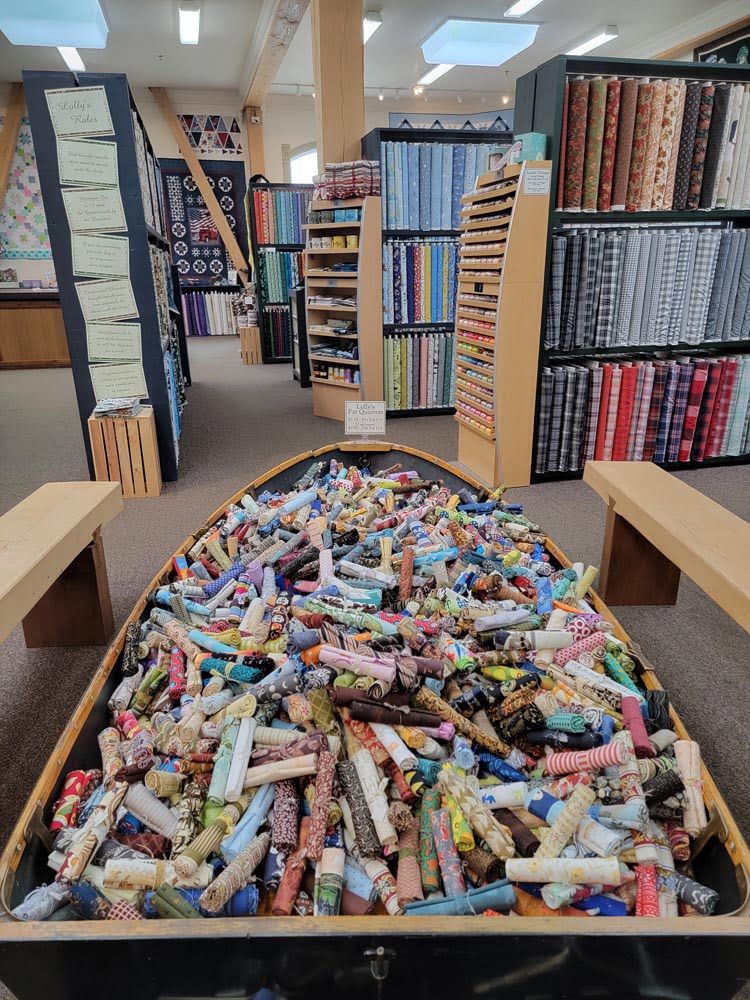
left=345, top=400, right=386, bottom=446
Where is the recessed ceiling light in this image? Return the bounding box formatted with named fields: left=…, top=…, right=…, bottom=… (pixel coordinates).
left=504, top=0, right=544, bottom=17
left=417, top=63, right=455, bottom=86
left=178, top=0, right=200, bottom=44
left=0, top=0, right=108, bottom=47
left=363, top=11, right=382, bottom=43
left=58, top=46, right=85, bottom=72
left=421, top=18, right=539, bottom=67
left=566, top=24, right=619, bottom=56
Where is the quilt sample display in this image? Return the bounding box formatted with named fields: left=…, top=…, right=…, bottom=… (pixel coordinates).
left=160, top=159, right=247, bottom=284
left=383, top=238, right=458, bottom=325
left=0, top=116, right=52, bottom=259
left=535, top=353, right=750, bottom=473
left=177, top=114, right=243, bottom=156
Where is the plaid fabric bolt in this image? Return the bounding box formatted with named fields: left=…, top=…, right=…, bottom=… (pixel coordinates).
left=573, top=230, right=591, bottom=348
left=557, top=367, right=578, bottom=472
left=706, top=358, right=737, bottom=457
left=560, top=235, right=583, bottom=351
left=652, top=233, right=681, bottom=347
left=653, top=363, right=679, bottom=462
left=545, top=238, right=566, bottom=349
left=703, top=230, right=732, bottom=341
left=666, top=362, right=695, bottom=462
left=602, top=366, right=622, bottom=460
left=625, top=364, right=646, bottom=459
left=644, top=233, right=668, bottom=345
left=726, top=357, right=750, bottom=455
left=643, top=362, right=668, bottom=461
left=716, top=232, right=745, bottom=341
left=583, top=365, right=603, bottom=462
left=568, top=367, right=590, bottom=471
left=692, top=360, right=723, bottom=461
left=547, top=368, right=567, bottom=472
left=731, top=234, right=750, bottom=339
left=666, top=229, right=697, bottom=345
left=633, top=363, right=656, bottom=460
left=584, top=231, right=605, bottom=348
left=535, top=369, right=554, bottom=474
left=613, top=229, right=641, bottom=346
left=594, top=232, right=624, bottom=348
left=685, top=229, right=722, bottom=344
left=628, top=232, right=653, bottom=346
left=678, top=361, right=709, bottom=461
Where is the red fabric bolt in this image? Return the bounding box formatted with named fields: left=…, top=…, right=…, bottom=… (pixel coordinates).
left=635, top=865, right=660, bottom=916
left=621, top=696, right=655, bottom=758
left=305, top=750, right=336, bottom=862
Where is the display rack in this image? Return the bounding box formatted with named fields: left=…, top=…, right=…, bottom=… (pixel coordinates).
left=303, top=196, right=382, bottom=421
left=511, top=54, right=750, bottom=485
left=453, top=160, right=551, bottom=488
left=24, top=70, right=185, bottom=481
left=246, top=180, right=311, bottom=363
left=362, top=126, right=514, bottom=417
left=181, top=286, right=241, bottom=337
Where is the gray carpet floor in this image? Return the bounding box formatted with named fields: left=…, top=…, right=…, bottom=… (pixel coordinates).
left=1, top=336, right=749, bottom=998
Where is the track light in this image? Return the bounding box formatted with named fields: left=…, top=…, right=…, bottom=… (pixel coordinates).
left=412, top=84, right=424, bottom=97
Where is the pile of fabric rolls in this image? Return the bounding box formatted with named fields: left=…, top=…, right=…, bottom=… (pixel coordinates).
left=13, top=459, right=719, bottom=922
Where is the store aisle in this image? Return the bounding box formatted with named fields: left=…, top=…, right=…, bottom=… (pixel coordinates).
left=0, top=335, right=749, bottom=894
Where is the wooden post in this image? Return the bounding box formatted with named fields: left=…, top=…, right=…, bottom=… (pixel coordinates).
left=149, top=87, right=249, bottom=284
left=0, top=83, right=24, bottom=206
left=598, top=503, right=682, bottom=606
left=311, top=0, right=365, bottom=165
left=245, top=106, right=266, bottom=175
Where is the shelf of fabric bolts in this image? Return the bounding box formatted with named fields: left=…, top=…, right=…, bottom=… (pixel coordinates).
left=383, top=322, right=455, bottom=331
left=382, top=229, right=458, bottom=238
left=543, top=340, right=750, bottom=361
left=387, top=406, right=456, bottom=418
left=530, top=451, right=750, bottom=483
left=552, top=209, right=750, bottom=226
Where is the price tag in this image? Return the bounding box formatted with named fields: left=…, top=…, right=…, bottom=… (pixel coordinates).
left=523, top=167, right=551, bottom=195
left=345, top=400, right=386, bottom=438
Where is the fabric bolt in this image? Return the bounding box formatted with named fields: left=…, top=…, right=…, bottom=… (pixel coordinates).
left=306, top=749, right=337, bottom=862
left=625, top=81, right=654, bottom=212
left=438, top=764, right=515, bottom=860
left=494, top=808, right=539, bottom=857
left=271, top=779, right=299, bottom=855
left=611, top=78, right=640, bottom=210
left=716, top=84, right=744, bottom=207
left=544, top=742, right=626, bottom=775
left=418, top=787, right=442, bottom=894
left=563, top=79, right=590, bottom=210
left=557, top=80, right=570, bottom=210
left=582, top=78, right=608, bottom=211
left=336, top=760, right=380, bottom=858
left=664, top=80, right=687, bottom=208
left=635, top=864, right=660, bottom=916
left=674, top=740, right=708, bottom=836
left=651, top=79, right=682, bottom=209
left=639, top=78, right=667, bottom=210
left=700, top=83, right=731, bottom=208
left=430, top=807, right=467, bottom=897
left=686, top=84, right=715, bottom=210
left=535, top=783, right=596, bottom=858
left=506, top=856, right=621, bottom=885
left=596, top=79, right=621, bottom=211
left=678, top=362, right=709, bottom=461
left=396, top=812, right=423, bottom=908
left=672, top=82, right=702, bottom=210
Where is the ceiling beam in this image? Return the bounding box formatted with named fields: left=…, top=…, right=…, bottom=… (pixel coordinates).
left=149, top=87, right=249, bottom=285
left=243, top=0, right=310, bottom=109
left=0, top=84, right=24, bottom=211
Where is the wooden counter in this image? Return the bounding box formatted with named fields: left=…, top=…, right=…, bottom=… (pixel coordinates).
left=0, top=290, right=70, bottom=368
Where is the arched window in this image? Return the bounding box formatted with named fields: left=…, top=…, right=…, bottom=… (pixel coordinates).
left=283, top=142, right=318, bottom=183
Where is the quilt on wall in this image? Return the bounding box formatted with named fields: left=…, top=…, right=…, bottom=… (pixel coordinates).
left=178, top=114, right=243, bottom=155
left=160, top=158, right=247, bottom=285
left=0, top=116, right=52, bottom=259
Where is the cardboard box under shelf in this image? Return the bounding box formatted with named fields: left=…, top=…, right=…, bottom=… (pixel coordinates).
left=87, top=406, right=162, bottom=498
left=240, top=325, right=262, bottom=365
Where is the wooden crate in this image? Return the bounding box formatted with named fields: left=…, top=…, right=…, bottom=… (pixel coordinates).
left=240, top=325, right=262, bottom=364
left=87, top=406, right=162, bottom=498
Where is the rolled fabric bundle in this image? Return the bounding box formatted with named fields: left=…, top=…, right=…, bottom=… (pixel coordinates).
left=207, top=718, right=239, bottom=807
left=68, top=882, right=116, bottom=920
left=404, top=879, right=516, bottom=916
left=364, top=858, right=402, bottom=915
left=220, top=783, right=274, bottom=862
left=545, top=713, right=587, bottom=734
left=480, top=782, right=527, bottom=810
left=431, top=808, right=467, bottom=897
left=643, top=769, right=685, bottom=806
left=543, top=742, right=626, bottom=775
left=645, top=689, right=672, bottom=731
left=621, top=696, right=654, bottom=758
left=451, top=735, right=476, bottom=771
left=418, top=787, right=442, bottom=894
left=477, top=753, right=526, bottom=783
left=196, top=655, right=264, bottom=685
left=398, top=546, right=414, bottom=600
left=11, top=882, right=70, bottom=921
left=50, top=771, right=89, bottom=832
left=493, top=630, right=573, bottom=652
left=152, top=883, right=202, bottom=919
left=318, top=645, right=397, bottom=683
left=251, top=732, right=328, bottom=765
left=672, top=872, right=719, bottom=915
left=415, top=688, right=512, bottom=758
left=665, top=821, right=691, bottom=862
left=635, top=864, right=660, bottom=916
left=124, top=783, right=179, bottom=839
left=111, top=833, right=171, bottom=859
left=344, top=730, right=397, bottom=847
left=144, top=770, right=184, bottom=798
left=272, top=779, right=299, bottom=855
left=56, top=782, right=128, bottom=883
left=336, top=760, right=380, bottom=857
left=474, top=609, right=531, bottom=632
left=170, top=780, right=204, bottom=857
left=98, top=728, right=125, bottom=788
left=199, top=831, right=270, bottom=915
left=612, top=731, right=646, bottom=811
left=348, top=700, right=440, bottom=729
left=415, top=757, right=442, bottom=785
left=243, top=754, right=319, bottom=789
left=438, top=765, right=515, bottom=860
left=535, top=784, right=596, bottom=859
left=369, top=723, right=417, bottom=772
left=306, top=750, right=337, bottom=862
left=540, top=881, right=603, bottom=910
left=307, top=688, right=339, bottom=736
left=273, top=817, right=310, bottom=916
left=174, top=806, right=242, bottom=878
left=553, top=632, right=607, bottom=666
left=574, top=816, right=625, bottom=857
left=505, top=856, right=622, bottom=885
left=494, top=808, right=540, bottom=857
left=444, top=790, right=475, bottom=852
left=143, top=884, right=259, bottom=918
left=512, top=887, right=590, bottom=917
left=463, top=846, right=505, bottom=884
left=314, top=846, right=345, bottom=916
left=674, top=740, right=708, bottom=837
left=650, top=729, right=679, bottom=754
left=103, top=858, right=214, bottom=890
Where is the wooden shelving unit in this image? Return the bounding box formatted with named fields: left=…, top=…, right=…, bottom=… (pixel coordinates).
left=453, top=160, right=552, bottom=489
left=303, top=197, right=383, bottom=422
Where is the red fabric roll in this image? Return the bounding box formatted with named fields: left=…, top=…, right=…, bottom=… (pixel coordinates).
left=625, top=81, right=654, bottom=212
left=621, top=696, right=654, bottom=758
left=556, top=80, right=569, bottom=210
left=611, top=78, right=639, bottom=210
left=635, top=865, right=660, bottom=917
left=597, top=79, right=621, bottom=211
left=562, top=78, right=590, bottom=210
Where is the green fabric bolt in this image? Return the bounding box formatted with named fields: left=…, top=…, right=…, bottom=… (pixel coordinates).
left=419, top=787, right=442, bottom=894
left=546, top=713, right=587, bottom=734
left=152, top=883, right=202, bottom=919
left=603, top=653, right=641, bottom=697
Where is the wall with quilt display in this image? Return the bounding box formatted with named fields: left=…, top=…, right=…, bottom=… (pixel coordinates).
left=159, top=158, right=248, bottom=285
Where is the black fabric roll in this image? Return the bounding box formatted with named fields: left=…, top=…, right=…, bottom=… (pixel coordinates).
left=645, top=689, right=673, bottom=733
left=494, top=808, right=540, bottom=857
left=643, top=768, right=685, bottom=806
left=524, top=729, right=601, bottom=751
left=700, top=83, right=731, bottom=208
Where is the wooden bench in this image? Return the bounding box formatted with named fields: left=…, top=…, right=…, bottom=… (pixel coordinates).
left=583, top=461, right=750, bottom=633
left=0, top=482, right=123, bottom=647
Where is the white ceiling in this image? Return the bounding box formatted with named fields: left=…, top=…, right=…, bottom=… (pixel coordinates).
left=0, top=0, right=264, bottom=89
left=0, top=0, right=745, bottom=98
left=273, top=0, right=744, bottom=99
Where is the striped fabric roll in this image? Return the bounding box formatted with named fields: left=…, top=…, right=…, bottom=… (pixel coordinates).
left=544, top=742, right=627, bottom=775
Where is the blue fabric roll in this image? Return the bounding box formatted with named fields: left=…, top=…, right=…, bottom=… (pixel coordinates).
left=404, top=879, right=516, bottom=915
left=419, top=145, right=431, bottom=231
left=441, top=144, right=453, bottom=230
left=451, top=145, right=465, bottom=228
left=430, top=147, right=442, bottom=230
left=408, top=144, right=420, bottom=230
left=476, top=752, right=526, bottom=783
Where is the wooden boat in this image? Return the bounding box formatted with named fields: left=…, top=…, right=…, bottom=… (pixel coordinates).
left=0, top=442, right=748, bottom=1000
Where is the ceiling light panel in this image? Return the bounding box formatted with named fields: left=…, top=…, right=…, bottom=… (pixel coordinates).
left=504, top=0, right=544, bottom=17
left=0, top=0, right=108, bottom=47
left=421, top=18, right=539, bottom=67
left=178, top=1, right=201, bottom=45
left=417, top=63, right=455, bottom=86
left=566, top=25, right=619, bottom=56
left=58, top=46, right=85, bottom=71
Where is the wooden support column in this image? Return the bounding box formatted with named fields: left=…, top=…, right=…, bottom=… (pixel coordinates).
left=245, top=106, right=266, bottom=175
left=311, top=0, right=365, bottom=165
left=0, top=83, right=24, bottom=204
left=598, top=503, right=682, bottom=607
left=149, top=87, right=249, bottom=284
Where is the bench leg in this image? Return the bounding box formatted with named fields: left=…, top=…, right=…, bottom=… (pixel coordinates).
left=22, top=529, right=114, bottom=647
left=598, top=505, right=681, bottom=606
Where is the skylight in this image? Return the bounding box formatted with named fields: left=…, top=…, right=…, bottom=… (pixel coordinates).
left=0, top=0, right=108, bottom=47
left=421, top=18, right=539, bottom=67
